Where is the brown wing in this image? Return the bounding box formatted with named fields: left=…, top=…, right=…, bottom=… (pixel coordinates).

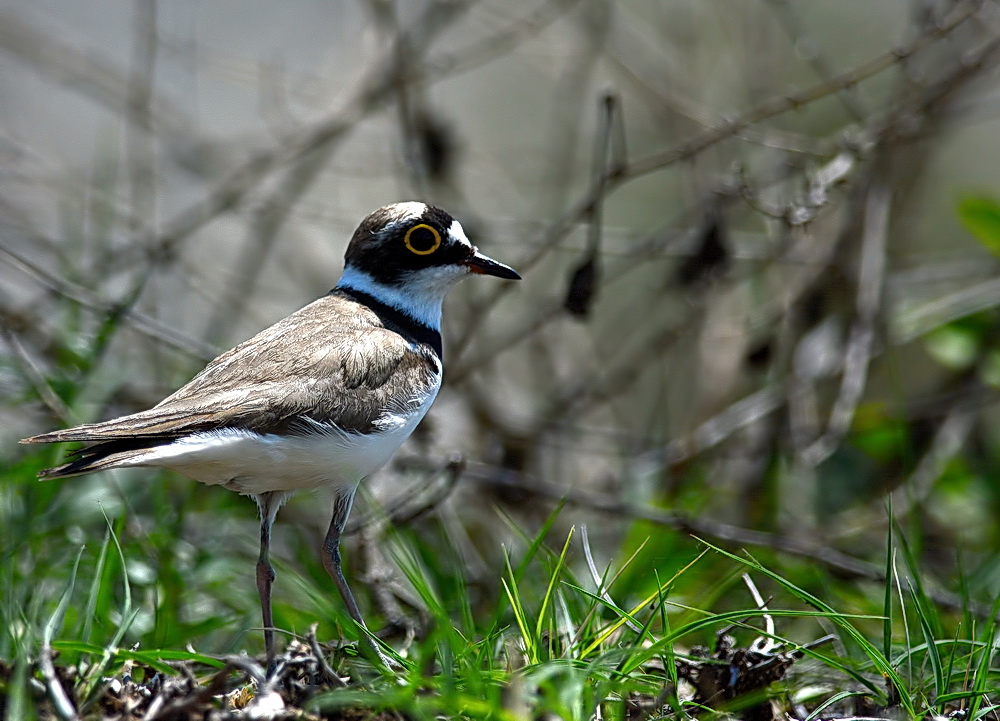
left=22, top=294, right=440, bottom=446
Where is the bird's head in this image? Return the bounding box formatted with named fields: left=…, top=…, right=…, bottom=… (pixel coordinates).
left=337, top=202, right=520, bottom=327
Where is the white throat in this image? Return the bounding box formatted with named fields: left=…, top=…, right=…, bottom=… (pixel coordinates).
left=336, top=265, right=468, bottom=330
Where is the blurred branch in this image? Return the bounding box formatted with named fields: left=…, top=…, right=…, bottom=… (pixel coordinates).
left=463, top=153, right=856, bottom=423
left=463, top=458, right=877, bottom=578
left=762, top=0, right=868, bottom=121
left=804, top=179, right=891, bottom=466
left=416, top=0, right=581, bottom=84
left=891, top=404, right=976, bottom=518
left=644, top=386, right=786, bottom=467
left=347, top=455, right=465, bottom=534
left=0, top=240, right=217, bottom=360
left=99, top=0, right=582, bottom=340
left=463, top=460, right=994, bottom=618
left=0, top=7, right=208, bottom=171
left=894, top=276, right=1000, bottom=342
left=125, top=0, right=158, bottom=234
left=451, top=0, right=994, bottom=368
left=625, top=0, right=988, bottom=180
left=1, top=325, right=73, bottom=424
left=453, top=160, right=845, bottom=396
left=563, top=93, right=621, bottom=317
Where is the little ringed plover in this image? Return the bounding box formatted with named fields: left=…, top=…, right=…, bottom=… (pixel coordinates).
left=20, top=201, right=521, bottom=668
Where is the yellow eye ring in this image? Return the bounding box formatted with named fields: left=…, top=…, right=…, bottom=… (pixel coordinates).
left=404, top=224, right=442, bottom=255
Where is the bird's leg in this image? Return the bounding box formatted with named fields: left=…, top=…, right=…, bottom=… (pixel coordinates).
left=255, top=492, right=283, bottom=675
left=256, top=521, right=275, bottom=672
left=321, top=489, right=394, bottom=669
left=322, top=489, right=363, bottom=623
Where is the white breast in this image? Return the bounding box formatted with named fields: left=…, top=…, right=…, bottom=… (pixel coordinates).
left=125, top=387, right=439, bottom=496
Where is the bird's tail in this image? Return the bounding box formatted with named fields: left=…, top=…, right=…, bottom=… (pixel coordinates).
left=22, top=435, right=169, bottom=480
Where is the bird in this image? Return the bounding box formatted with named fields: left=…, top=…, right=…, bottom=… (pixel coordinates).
left=20, top=201, right=520, bottom=669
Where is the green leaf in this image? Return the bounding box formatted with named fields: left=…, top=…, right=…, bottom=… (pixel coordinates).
left=924, top=325, right=980, bottom=370
left=957, top=195, right=1000, bottom=257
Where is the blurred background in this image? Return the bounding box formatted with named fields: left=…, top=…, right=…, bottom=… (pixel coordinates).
left=3, top=0, right=1000, bottom=656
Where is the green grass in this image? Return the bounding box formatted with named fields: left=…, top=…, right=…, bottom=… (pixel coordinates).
left=2, top=447, right=998, bottom=720
left=5, top=381, right=1000, bottom=719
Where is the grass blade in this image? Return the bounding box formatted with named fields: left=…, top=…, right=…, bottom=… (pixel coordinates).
left=882, top=515, right=893, bottom=664
left=908, top=585, right=944, bottom=706
left=535, top=527, right=575, bottom=645
left=81, top=528, right=111, bottom=644
left=502, top=548, right=535, bottom=663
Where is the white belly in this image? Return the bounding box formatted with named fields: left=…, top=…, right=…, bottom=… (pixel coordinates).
left=127, top=391, right=437, bottom=496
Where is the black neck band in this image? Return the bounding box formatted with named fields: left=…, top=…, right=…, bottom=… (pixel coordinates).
left=334, top=287, right=443, bottom=360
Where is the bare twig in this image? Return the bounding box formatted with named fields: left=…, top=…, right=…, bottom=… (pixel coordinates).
left=39, top=641, right=78, bottom=721
left=216, top=655, right=267, bottom=686
left=307, top=624, right=348, bottom=688
left=804, top=179, right=891, bottom=466
left=142, top=664, right=233, bottom=721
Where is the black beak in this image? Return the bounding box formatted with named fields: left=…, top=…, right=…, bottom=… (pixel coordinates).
left=465, top=249, right=521, bottom=280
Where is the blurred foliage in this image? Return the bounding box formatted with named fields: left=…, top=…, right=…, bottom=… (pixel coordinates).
left=3, top=0, right=1000, bottom=716
left=958, top=195, right=1000, bottom=259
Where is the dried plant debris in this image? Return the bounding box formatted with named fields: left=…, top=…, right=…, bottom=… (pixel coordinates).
left=673, top=631, right=831, bottom=721
left=563, top=253, right=600, bottom=317
left=6, top=640, right=367, bottom=721
left=674, top=213, right=728, bottom=289
left=6, top=633, right=997, bottom=720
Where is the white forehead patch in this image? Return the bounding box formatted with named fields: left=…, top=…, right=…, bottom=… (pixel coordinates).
left=448, top=219, right=473, bottom=249
left=385, top=201, right=428, bottom=226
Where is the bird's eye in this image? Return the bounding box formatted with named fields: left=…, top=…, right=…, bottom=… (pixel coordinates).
left=404, top=224, right=441, bottom=255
